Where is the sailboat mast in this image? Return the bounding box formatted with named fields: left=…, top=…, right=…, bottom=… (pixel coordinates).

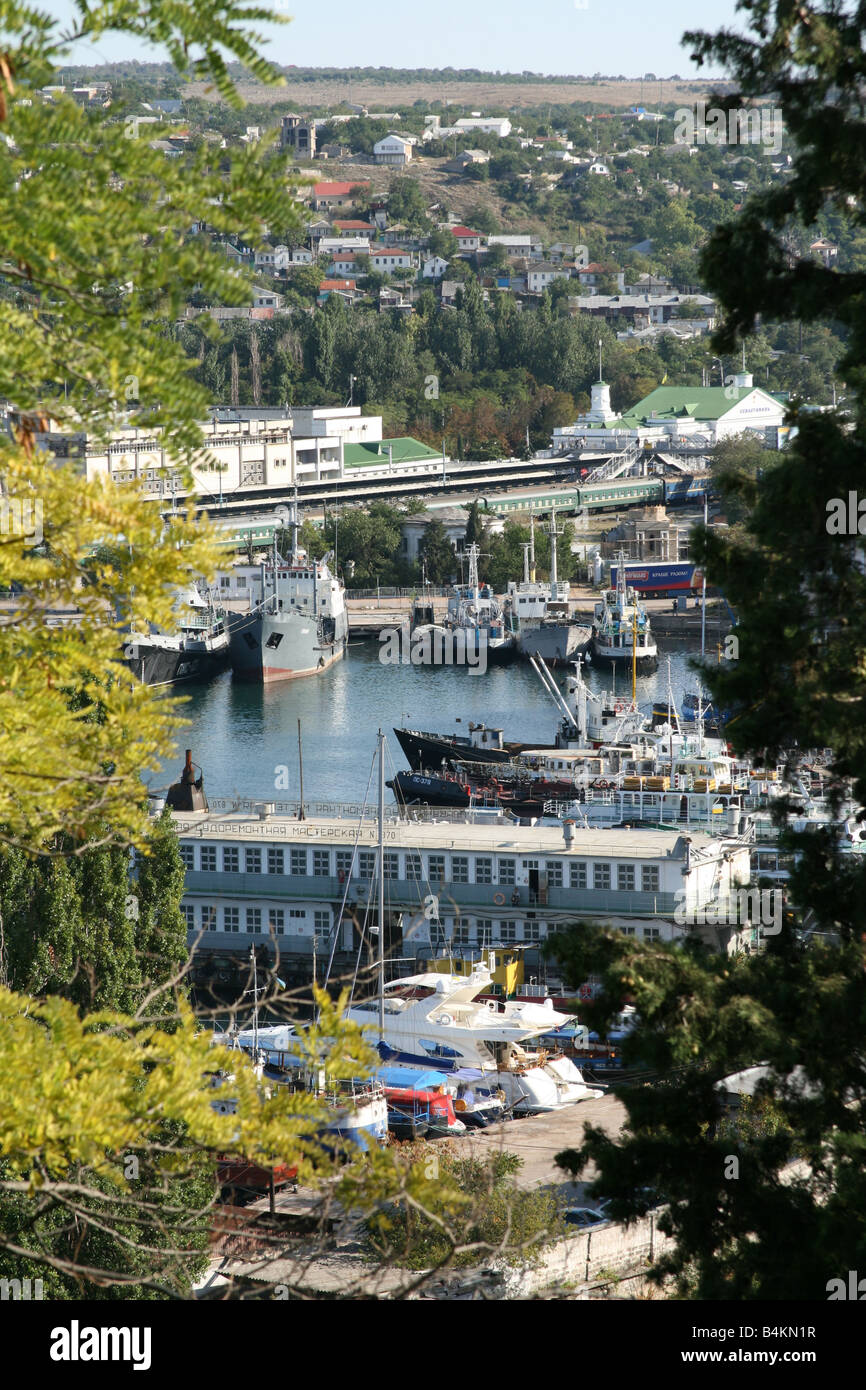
left=377, top=729, right=386, bottom=1041
left=700, top=494, right=708, bottom=660
left=251, top=944, right=259, bottom=1055
left=298, top=718, right=305, bottom=821
left=632, top=607, right=637, bottom=706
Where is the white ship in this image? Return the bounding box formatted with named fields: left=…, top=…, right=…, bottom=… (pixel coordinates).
left=591, top=553, right=658, bottom=672
left=346, top=968, right=604, bottom=1114
left=433, top=542, right=516, bottom=666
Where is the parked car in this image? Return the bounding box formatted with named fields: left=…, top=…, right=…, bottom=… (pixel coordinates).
left=563, top=1206, right=609, bottom=1228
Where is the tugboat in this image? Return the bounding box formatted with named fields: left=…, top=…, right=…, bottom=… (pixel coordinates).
left=591, top=552, right=658, bottom=673
left=226, top=505, right=348, bottom=683
left=123, top=584, right=230, bottom=687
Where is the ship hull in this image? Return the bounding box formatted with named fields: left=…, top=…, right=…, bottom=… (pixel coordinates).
left=228, top=610, right=348, bottom=684
left=518, top=624, right=588, bottom=666
left=124, top=642, right=229, bottom=688
left=591, top=638, right=658, bottom=674
left=394, top=728, right=518, bottom=771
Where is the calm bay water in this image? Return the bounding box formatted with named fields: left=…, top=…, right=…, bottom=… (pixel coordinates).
left=155, top=640, right=709, bottom=805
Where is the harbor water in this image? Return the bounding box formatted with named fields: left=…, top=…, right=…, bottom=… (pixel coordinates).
left=156, top=640, right=713, bottom=805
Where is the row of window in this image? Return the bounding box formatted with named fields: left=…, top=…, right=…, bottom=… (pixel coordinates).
left=450, top=922, right=662, bottom=945
left=186, top=904, right=331, bottom=935
left=180, top=842, right=661, bottom=893
left=182, top=903, right=663, bottom=945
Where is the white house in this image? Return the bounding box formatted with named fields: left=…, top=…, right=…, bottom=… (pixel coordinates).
left=254, top=244, right=290, bottom=272
left=328, top=254, right=362, bottom=278
left=450, top=225, right=483, bottom=253
left=422, top=255, right=449, bottom=279
left=317, top=237, right=371, bottom=260
left=400, top=505, right=468, bottom=563
left=373, top=133, right=414, bottom=166
left=453, top=116, right=512, bottom=138
left=251, top=286, right=284, bottom=309
left=527, top=262, right=572, bottom=294
left=368, top=248, right=415, bottom=274
left=487, top=233, right=543, bottom=260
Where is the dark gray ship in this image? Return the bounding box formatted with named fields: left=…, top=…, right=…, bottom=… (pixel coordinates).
left=227, top=509, right=348, bottom=683
left=124, top=586, right=230, bottom=687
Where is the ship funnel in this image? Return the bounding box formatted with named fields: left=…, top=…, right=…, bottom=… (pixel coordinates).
left=563, top=818, right=575, bottom=847
left=165, top=750, right=208, bottom=813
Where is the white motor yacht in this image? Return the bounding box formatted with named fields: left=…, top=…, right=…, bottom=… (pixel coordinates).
left=346, top=968, right=604, bottom=1114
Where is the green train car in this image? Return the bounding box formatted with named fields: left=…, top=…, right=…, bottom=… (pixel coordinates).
left=487, top=476, right=664, bottom=516
left=577, top=477, right=664, bottom=510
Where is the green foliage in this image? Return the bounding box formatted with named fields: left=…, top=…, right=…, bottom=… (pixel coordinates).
left=418, top=519, right=456, bottom=585
left=325, top=503, right=409, bottom=586
left=543, top=0, right=866, bottom=1301
left=484, top=517, right=577, bottom=591
left=548, top=919, right=866, bottom=1299
left=366, top=1148, right=561, bottom=1271
left=0, top=0, right=307, bottom=852
left=0, top=811, right=187, bottom=1014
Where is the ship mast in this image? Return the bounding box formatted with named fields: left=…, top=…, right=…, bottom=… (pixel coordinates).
left=467, top=542, right=480, bottom=602
left=547, top=509, right=561, bottom=599
left=377, top=728, right=386, bottom=1042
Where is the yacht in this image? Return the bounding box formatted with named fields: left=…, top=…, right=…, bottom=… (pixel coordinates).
left=345, top=968, right=604, bottom=1114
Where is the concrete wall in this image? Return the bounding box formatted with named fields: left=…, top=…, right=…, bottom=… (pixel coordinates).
left=435, top=1213, right=675, bottom=1299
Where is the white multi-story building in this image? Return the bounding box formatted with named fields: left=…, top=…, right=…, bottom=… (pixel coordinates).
left=171, top=802, right=755, bottom=962
left=83, top=407, right=384, bottom=500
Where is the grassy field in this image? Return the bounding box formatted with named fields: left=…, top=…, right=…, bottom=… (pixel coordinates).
left=184, top=76, right=729, bottom=110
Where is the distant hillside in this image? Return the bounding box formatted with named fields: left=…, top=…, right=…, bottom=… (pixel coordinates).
left=58, top=62, right=729, bottom=110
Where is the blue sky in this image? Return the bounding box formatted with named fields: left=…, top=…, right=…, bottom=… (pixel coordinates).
left=49, top=1, right=744, bottom=78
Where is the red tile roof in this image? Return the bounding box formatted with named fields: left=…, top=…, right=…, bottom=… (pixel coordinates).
left=320, top=279, right=357, bottom=291
left=451, top=225, right=481, bottom=238
left=333, top=220, right=374, bottom=230
left=312, top=181, right=370, bottom=197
